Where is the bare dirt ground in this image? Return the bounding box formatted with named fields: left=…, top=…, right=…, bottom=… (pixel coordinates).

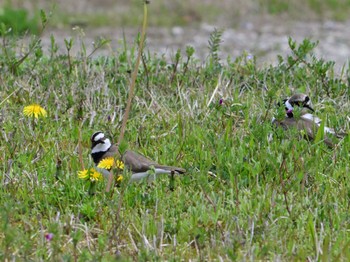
left=14, top=0, right=350, bottom=71
left=41, top=18, right=350, bottom=71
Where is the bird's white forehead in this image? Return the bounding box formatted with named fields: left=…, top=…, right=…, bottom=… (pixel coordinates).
left=94, top=132, right=105, bottom=141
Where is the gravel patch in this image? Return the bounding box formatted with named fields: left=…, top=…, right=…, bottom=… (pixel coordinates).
left=36, top=18, right=350, bottom=72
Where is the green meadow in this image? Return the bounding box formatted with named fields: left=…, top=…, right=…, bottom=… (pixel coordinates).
left=1, top=5, right=350, bottom=261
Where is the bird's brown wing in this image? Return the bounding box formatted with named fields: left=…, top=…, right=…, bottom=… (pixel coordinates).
left=335, top=132, right=347, bottom=139
left=274, top=118, right=335, bottom=148
left=122, top=150, right=157, bottom=173
left=102, top=144, right=120, bottom=158
left=122, top=150, right=186, bottom=174
left=296, top=119, right=336, bottom=148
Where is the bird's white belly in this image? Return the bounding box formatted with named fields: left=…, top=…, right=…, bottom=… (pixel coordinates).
left=130, top=168, right=173, bottom=182
left=96, top=167, right=173, bottom=183
left=301, top=113, right=335, bottom=135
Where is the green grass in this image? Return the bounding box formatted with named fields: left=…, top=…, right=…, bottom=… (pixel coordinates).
left=0, top=5, right=40, bottom=35
left=1, top=22, right=350, bottom=261
left=2, top=0, right=350, bottom=32
left=3, top=0, right=350, bottom=33
left=49, top=0, right=218, bottom=28
left=257, top=0, right=350, bottom=21
left=38, top=0, right=350, bottom=28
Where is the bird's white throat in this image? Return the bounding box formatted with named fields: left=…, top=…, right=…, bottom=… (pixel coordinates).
left=285, top=100, right=293, bottom=110
left=92, top=138, right=112, bottom=153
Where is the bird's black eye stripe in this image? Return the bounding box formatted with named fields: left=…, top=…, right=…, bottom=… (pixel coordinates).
left=290, top=102, right=297, bottom=107
left=91, top=132, right=102, bottom=142
left=91, top=139, right=105, bottom=149
left=95, top=140, right=105, bottom=144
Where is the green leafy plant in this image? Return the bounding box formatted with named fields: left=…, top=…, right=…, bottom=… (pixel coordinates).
left=0, top=5, right=39, bottom=35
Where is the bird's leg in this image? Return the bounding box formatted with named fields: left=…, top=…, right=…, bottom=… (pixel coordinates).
left=169, top=170, right=175, bottom=191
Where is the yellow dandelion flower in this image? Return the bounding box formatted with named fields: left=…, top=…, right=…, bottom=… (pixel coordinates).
left=97, top=157, right=114, bottom=170
left=78, top=169, right=90, bottom=179
left=97, top=158, right=124, bottom=170
left=116, top=160, right=124, bottom=170
left=116, top=175, right=123, bottom=182
left=23, top=104, right=47, bottom=119
left=78, top=168, right=103, bottom=182
left=90, top=170, right=103, bottom=182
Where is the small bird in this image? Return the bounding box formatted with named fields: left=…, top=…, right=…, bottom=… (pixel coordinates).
left=273, top=93, right=345, bottom=148
left=90, top=131, right=186, bottom=182
left=282, top=93, right=314, bottom=117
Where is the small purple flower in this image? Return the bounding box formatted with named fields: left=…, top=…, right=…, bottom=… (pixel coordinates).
left=286, top=109, right=293, bottom=118
left=45, top=233, right=54, bottom=241
left=219, top=98, right=223, bottom=105
left=246, top=54, right=254, bottom=60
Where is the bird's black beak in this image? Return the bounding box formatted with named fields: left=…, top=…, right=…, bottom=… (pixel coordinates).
left=303, top=96, right=314, bottom=112
left=304, top=104, right=314, bottom=112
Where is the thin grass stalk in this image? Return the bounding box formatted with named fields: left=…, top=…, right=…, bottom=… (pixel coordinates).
left=106, top=1, right=148, bottom=192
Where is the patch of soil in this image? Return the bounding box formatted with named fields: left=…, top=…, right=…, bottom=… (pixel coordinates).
left=41, top=17, right=350, bottom=72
